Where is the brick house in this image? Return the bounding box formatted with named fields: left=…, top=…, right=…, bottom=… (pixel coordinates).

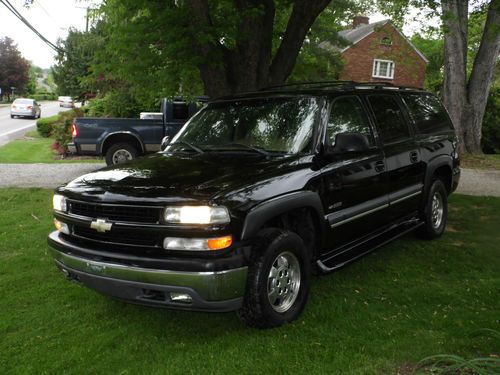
left=336, top=16, right=428, bottom=88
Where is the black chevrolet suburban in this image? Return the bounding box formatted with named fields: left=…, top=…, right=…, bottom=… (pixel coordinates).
left=48, top=82, right=460, bottom=328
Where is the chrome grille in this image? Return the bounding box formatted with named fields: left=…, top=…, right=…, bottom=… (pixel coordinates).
left=69, top=200, right=161, bottom=223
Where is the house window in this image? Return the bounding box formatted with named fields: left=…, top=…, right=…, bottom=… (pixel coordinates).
left=372, top=59, right=395, bottom=79
left=381, top=37, right=392, bottom=46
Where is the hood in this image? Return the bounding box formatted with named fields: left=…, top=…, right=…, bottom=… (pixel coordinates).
left=58, top=153, right=316, bottom=208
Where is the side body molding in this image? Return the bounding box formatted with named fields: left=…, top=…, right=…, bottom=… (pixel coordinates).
left=240, top=191, right=325, bottom=240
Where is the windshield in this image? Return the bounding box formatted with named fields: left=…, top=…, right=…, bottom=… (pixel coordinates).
left=165, top=97, right=319, bottom=155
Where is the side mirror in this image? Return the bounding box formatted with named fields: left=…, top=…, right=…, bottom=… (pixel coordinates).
left=324, top=133, right=370, bottom=156
left=160, top=136, right=171, bottom=151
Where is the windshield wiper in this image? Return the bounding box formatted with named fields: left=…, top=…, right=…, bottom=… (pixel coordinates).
left=216, top=143, right=271, bottom=156
left=167, top=141, right=204, bottom=154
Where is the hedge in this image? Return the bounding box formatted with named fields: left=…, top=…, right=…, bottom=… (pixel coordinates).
left=36, top=115, right=60, bottom=137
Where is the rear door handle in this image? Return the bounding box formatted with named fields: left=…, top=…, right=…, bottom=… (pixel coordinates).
left=409, top=151, right=419, bottom=163
left=375, top=161, right=385, bottom=172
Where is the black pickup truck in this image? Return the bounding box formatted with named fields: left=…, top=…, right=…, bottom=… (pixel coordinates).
left=48, top=82, right=460, bottom=328
left=68, top=100, right=200, bottom=165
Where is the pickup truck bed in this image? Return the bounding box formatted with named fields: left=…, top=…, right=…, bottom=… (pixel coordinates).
left=69, top=100, right=199, bottom=165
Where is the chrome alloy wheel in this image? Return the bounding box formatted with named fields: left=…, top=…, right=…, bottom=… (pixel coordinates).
left=267, top=251, right=301, bottom=313
left=431, top=192, right=444, bottom=229
left=112, top=149, right=133, bottom=164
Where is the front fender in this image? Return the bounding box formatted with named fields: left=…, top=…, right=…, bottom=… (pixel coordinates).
left=240, top=191, right=325, bottom=240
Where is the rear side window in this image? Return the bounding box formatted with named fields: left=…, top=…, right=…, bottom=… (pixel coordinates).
left=328, top=96, right=374, bottom=146
left=368, top=95, right=410, bottom=143
left=172, top=103, right=189, bottom=120
left=401, top=93, right=453, bottom=133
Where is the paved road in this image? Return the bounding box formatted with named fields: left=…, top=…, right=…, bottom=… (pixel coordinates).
left=0, top=163, right=498, bottom=197
left=0, top=101, right=70, bottom=147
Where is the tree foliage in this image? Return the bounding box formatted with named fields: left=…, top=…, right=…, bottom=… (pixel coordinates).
left=89, top=0, right=371, bottom=100
left=0, top=37, right=30, bottom=100
left=52, top=27, right=104, bottom=98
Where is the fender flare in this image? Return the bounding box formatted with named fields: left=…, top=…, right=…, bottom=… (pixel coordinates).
left=240, top=191, right=325, bottom=241
left=99, top=131, right=145, bottom=154
left=424, top=155, right=453, bottom=191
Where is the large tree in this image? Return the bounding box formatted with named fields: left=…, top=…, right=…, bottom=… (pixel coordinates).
left=0, top=37, right=30, bottom=100
left=52, top=27, right=103, bottom=98
left=380, top=0, right=500, bottom=154
left=92, top=0, right=369, bottom=100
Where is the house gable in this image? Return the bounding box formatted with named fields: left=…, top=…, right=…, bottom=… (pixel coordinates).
left=338, top=21, right=428, bottom=88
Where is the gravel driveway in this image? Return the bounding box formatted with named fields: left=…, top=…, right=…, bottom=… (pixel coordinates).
left=0, top=163, right=105, bottom=188
left=0, top=163, right=498, bottom=196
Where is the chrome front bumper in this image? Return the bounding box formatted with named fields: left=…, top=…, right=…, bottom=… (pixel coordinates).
left=48, top=233, right=248, bottom=311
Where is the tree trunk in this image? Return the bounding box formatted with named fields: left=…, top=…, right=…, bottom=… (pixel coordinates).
left=187, top=0, right=331, bottom=98
left=441, top=0, right=500, bottom=154
left=441, top=0, right=468, bottom=154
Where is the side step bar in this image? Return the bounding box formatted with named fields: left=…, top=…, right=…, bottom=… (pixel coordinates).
left=317, top=218, right=423, bottom=273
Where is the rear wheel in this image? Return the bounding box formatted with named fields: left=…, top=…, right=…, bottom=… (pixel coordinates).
left=105, top=143, right=138, bottom=166
left=238, top=229, right=311, bottom=328
left=418, top=179, right=448, bottom=239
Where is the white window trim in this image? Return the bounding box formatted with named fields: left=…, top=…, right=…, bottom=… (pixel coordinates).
left=372, top=59, right=395, bottom=79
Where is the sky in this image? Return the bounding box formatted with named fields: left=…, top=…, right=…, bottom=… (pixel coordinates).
left=0, top=0, right=101, bottom=69
left=0, top=1, right=425, bottom=70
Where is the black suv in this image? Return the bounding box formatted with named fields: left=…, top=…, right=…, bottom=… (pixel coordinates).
left=48, top=82, right=460, bottom=328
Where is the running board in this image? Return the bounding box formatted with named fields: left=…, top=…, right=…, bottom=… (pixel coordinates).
left=317, top=219, right=423, bottom=273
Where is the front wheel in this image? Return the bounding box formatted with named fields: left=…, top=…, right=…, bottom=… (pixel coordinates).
left=105, top=143, right=138, bottom=166
left=418, top=179, right=448, bottom=239
left=238, top=229, right=311, bottom=328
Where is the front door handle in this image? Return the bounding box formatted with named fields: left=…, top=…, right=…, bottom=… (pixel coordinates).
left=375, top=161, right=385, bottom=173
left=409, top=151, right=419, bottom=163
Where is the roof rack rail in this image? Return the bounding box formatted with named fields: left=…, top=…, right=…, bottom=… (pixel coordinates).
left=261, top=80, right=357, bottom=91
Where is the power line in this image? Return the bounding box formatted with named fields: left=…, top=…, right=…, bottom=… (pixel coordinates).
left=0, top=0, right=63, bottom=53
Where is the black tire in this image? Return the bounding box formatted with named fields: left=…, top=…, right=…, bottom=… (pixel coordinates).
left=418, top=179, right=448, bottom=239
left=105, top=143, right=138, bottom=166
left=10, top=115, right=14, bottom=119
left=238, top=229, right=311, bottom=328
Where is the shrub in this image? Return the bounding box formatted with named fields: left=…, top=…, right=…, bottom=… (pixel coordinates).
left=51, top=108, right=84, bottom=155
left=85, top=91, right=142, bottom=118
left=36, top=115, right=60, bottom=137
left=31, top=93, right=57, bottom=101
left=35, top=108, right=84, bottom=154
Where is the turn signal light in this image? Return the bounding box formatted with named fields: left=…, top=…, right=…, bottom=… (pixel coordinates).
left=27, top=106, right=33, bottom=109
left=207, top=235, right=232, bottom=250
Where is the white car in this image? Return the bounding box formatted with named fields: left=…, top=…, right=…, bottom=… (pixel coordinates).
left=10, top=98, right=41, bottom=119
left=58, top=96, right=74, bottom=108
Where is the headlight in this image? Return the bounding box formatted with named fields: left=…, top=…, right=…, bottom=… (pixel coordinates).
left=164, top=206, right=230, bottom=224
left=53, top=194, right=67, bottom=212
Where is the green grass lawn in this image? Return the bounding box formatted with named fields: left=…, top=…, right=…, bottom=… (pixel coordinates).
left=0, top=135, right=101, bottom=163
left=0, top=190, right=498, bottom=374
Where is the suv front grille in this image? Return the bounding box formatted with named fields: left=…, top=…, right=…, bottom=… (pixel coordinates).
left=69, top=200, right=161, bottom=223
left=73, top=225, right=160, bottom=247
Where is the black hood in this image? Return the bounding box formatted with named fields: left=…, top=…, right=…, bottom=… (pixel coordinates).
left=58, top=153, right=317, bottom=209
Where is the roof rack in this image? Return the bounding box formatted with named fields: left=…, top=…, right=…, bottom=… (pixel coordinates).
left=260, top=80, right=424, bottom=93
left=261, top=80, right=357, bottom=91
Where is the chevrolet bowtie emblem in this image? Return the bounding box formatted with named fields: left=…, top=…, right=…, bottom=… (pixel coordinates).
left=90, top=218, right=112, bottom=233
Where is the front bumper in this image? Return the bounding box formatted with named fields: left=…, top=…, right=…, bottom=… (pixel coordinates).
left=48, top=231, right=248, bottom=312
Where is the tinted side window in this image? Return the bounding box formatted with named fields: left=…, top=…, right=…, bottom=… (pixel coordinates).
left=401, top=93, right=452, bottom=133
left=328, top=96, right=374, bottom=146
left=368, top=95, right=410, bottom=143
left=172, top=103, right=189, bottom=120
